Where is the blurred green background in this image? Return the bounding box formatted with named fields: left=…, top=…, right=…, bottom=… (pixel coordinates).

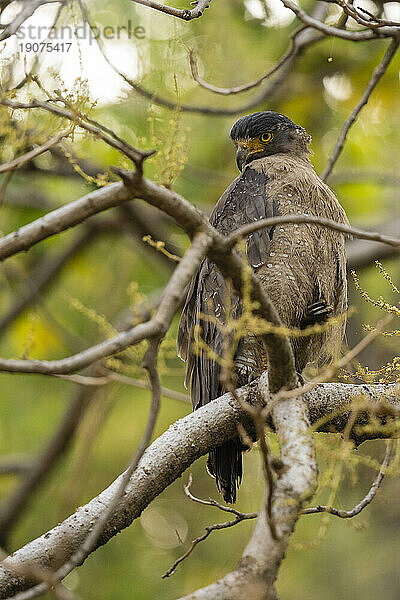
left=0, top=0, right=399, bottom=598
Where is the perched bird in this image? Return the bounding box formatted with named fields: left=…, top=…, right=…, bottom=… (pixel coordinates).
left=178, top=111, right=348, bottom=503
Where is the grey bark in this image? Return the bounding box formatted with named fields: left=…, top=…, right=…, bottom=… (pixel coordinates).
left=0, top=379, right=397, bottom=598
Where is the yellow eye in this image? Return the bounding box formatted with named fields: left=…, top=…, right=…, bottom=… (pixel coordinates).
left=260, top=132, right=273, bottom=143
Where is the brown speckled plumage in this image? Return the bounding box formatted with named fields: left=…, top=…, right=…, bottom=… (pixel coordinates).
left=178, top=112, right=349, bottom=503
left=250, top=153, right=348, bottom=370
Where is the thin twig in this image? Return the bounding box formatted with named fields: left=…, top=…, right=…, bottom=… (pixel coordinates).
left=0, top=457, right=34, bottom=476
left=226, top=214, right=400, bottom=249
left=188, top=42, right=296, bottom=95
left=321, top=37, right=400, bottom=181
left=106, top=371, right=190, bottom=403
left=347, top=217, right=400, bottom=270
left=183, top=473, right=258, bottom=518
left=280, top=0, right=398, bottom=40
left=327, top=0, right=400, bottom=30
left=0, top=130, right=71, bottom=174
left=131, top=0, right=211, bottom=20
left=303, top=439, right=395, bottom=517
left=0, top=98, right=154, bottom=169
left=163, top=516, right=250, bottom=578
left=163, top=475, right=257, bottom=578
left=19, top=370, right=190, bottom=403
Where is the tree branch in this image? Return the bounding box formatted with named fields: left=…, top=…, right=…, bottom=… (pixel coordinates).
left=0, top=182, right=132, bottom=262
left=0, top=130, right=72, bottom=174
left=0, top=174, right=398, bottom=378
left=327, top=0, right=400, bottom=30
left=321, top=36, right=400, bottom=181
left=0, top=97, right=154, bottom=170
left=0, top=227, right=99, bottom=335
left=280, top=0, right=399, bottom=40
left=163, top=475, right=257, bottom=578
left=226, top=214, right=400, bottom=250
left=82, top=0, right=326, bottom=116
left=347, top=217, right=400, bottom=270
left=187, top=42, right=295, bottom=96
left=0, top=379, right=397, bottom=598
left=0, top=230, right=210, bottom=374
left=0, top=0, right=66, bottom=42
left=0, top=386, right=95, bottom=547
left=303, top=439, right=395, bottom=518
left=131, top=0, right=211, bottom=20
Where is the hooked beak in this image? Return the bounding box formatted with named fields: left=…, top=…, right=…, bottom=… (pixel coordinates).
left=236, top=146, right=248, bottom=172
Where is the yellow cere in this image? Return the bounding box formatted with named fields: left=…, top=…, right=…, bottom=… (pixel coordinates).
left=236, top=133, right=273, bottom=153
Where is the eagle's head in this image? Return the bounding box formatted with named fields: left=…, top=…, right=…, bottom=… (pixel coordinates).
left=230, top=111, right=311, bottom=171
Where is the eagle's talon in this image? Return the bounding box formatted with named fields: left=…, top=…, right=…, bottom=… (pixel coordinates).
left=235, top=363, right=256, bottom=386
left=302, top=300, right=334, bottom=328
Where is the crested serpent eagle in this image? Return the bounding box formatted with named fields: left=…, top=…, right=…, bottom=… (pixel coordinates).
left=178, top=111, right=349, bottom=503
